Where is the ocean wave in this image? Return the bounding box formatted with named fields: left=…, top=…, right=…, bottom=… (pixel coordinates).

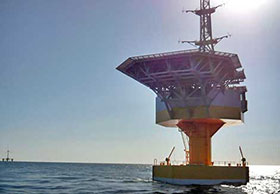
left=0, top=163, right=280, bottom=194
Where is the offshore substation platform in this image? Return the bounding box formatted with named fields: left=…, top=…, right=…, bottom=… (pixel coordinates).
left=117, top=0, right=248, bottom=185
left=2, top=150, right=14, bottom=162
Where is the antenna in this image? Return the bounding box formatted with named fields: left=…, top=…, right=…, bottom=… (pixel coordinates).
left=181, top=0, right=228, bottom=52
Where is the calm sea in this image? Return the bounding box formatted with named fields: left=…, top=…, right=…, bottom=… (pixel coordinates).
left=0, top=162, right=279, bottom=194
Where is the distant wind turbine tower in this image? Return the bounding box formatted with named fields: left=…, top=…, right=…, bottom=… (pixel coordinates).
left=117, top=0, right=249, bottom=185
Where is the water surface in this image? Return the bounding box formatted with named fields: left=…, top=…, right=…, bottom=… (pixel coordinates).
left=0, top=162, right=279, bottom=193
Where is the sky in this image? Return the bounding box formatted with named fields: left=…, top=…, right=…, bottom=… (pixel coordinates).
left=0, top=0, right=279, bottom=165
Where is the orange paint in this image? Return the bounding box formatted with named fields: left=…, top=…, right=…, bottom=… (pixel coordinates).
left=177, top=119, right=225, bottom=166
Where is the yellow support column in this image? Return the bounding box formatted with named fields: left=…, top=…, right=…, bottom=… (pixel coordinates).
left=177, top=119, right=224, bottom=166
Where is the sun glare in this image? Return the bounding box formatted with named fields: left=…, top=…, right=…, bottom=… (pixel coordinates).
left=221, top=0, right=267, bottom=12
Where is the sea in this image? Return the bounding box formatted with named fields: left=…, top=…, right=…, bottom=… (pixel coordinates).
left=0, top=162, right=279, bottom=194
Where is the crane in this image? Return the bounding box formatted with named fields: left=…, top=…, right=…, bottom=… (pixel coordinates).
left=165, top=146, right=175, bottom=165
left=239, top=146, right=247, bottom=167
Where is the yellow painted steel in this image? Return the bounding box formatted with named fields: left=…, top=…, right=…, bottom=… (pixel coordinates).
left=156, top=106, right=241, bottom=124
left=177, top=119, right=224, bottom=165
left=153, top=165, right=249, bottom=181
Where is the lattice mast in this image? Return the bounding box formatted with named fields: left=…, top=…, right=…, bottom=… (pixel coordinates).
left=182, top=0, right=229, bottom=52
left=199, top=0, right=214, bottom=51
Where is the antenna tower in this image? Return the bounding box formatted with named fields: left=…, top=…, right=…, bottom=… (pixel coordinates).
left=182, top=0, right=228, bottom=52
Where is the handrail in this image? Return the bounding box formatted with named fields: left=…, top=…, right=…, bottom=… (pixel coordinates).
left=153, top=159, right=248, bottom=167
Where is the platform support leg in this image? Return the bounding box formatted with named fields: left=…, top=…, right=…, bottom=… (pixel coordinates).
left=177, top=119, right=224, bottom=165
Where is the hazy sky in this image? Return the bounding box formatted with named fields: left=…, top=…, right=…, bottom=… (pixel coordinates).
left=0, top=0, right=279, bottom=165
